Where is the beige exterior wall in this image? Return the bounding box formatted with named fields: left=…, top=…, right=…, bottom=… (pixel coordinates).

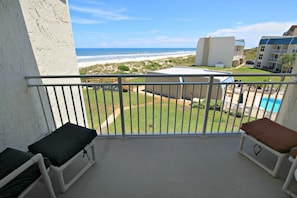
left=145, top=75, right=223, bottom=100
left=0, top=0, right=83, bottom=151
left=195, top=37, right=237, bottom=67
left=145, top=75, right=183, bottom=99
left=183, top=77, right=222, bottom=100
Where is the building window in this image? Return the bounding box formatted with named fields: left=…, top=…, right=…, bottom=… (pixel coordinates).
left=258, top=54, right=263, bottom=60
left=275, top=54, right=278, bottom=59
left=260, top=46, right=265, bottom=51
left=277, top=46, right=281, bottom=49
left=257, top=62, right=261, bottom=67
left=293, top=46, right=297, bottom=53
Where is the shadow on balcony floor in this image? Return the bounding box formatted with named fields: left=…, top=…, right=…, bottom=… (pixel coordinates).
left=28, top=135, right=295, bottom=198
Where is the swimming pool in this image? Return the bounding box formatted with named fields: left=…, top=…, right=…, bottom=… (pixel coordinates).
left=260, top=97, right=281, bottom=113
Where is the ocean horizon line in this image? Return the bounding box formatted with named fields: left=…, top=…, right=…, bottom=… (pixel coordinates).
left=76, top=48, right=196, bottom=66
left=76, top=47, right=196, bottom=68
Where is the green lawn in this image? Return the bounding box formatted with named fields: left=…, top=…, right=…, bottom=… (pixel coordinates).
left=83, top=88, right=250, bottom=135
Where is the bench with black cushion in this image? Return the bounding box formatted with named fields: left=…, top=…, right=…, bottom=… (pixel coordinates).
left=239, top=118, right=297, bottom=177
left=0, top=148, right=55, bottom=198
left=28, top=122, right=97, bottom=193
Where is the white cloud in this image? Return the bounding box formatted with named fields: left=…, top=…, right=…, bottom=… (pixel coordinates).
left=208, top=22, right=296, bottom=48
left=71, top=18, right=104, bottom=24
left=69, top=5, right=131, bottom=21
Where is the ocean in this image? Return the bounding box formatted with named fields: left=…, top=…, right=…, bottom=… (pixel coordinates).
left=75, top=48, right=196, bottom=64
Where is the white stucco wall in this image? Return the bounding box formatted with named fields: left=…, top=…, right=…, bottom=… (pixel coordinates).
left=195, top=39, right=205, bottom=65
left=207, top=37, right=234, bottom=67
left=0, top=0, right=84, bottom=151
left=0, top=0, right=48, bottom=151
left=276, top=60, right=297, bottom=130
left=21, top=0, right=86, bottom=128
left=195, top=37, right=235, bottom=67
left=19, top=0, right=78, bottom=76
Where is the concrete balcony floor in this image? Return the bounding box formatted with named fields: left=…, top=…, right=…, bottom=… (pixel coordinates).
left=28, top=135, right=296, bottom=198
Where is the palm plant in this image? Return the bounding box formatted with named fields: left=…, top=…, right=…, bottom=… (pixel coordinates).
left=279, top=53, right=297, bottom=81
left=280, top=53, right=297, bottom=73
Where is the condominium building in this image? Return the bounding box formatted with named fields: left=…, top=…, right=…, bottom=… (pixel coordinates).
left=254, top=25, right=297, bottom=72
left=195, top=36, right=245, bottom=68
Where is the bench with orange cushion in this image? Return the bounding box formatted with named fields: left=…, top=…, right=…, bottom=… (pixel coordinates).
left=239, top=118, right=297, bottom=177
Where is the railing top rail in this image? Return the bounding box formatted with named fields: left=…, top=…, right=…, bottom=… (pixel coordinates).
left=26, top=80, right=297, bottom=87
left=25, top=73, right=297, bottom=79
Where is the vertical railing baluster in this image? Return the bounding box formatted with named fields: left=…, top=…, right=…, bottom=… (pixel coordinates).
left=267, top=83, right=277, bottom=120
left=210, top=83, right=220, bottom=133
left=37, top=87, right=50, bottom=132
left=173, top=85, right=179, bottom=134
left=194, top=85, right=203, bottom=134
left=275, top=83, right=288, bottom=120
left=69, top=86, right=78, bottom=125
left=45, top=87, right=56, bottom=129
left=180, top=84, right=186, bottom=134
left=247, top=84, right=258, bottom=123
left=159, top=85, right=163, bottom=134
left=202, top=76, right=214, bottom=135
left=136, top=85, right=140, bottom=134
left=238, top=84, right=252, bottom=132
left=255, top=84, right=267, bottom=119
left=231, top=85, right=244, bottom=132
left=118, top=76, right=126, bottom=137
left=187, top=84, right=195, bottom=134
left=53, top=86, right=63, bottom=126
left=224, top=83, right=236, bottom=133
left=61, top=86, right=70, bottom=122
left=152, top=85, right=155, bottom=134
left=166, top=84, right=171, bottom=134
left=218, top=83, right=228, bottom=132
left=94, top=88, right=102, bottom=135
left=86, top=86, right=94, bottom=129
left=128, top=84, right=133, bottom=135
left=78, top=85, right=86, bottom=127
left=102, top=86, right=109, bottom=135
left=262, top=83, right=274, bottom=118
left=145, top=84, right=148, bottom=134
left=110, top=86, right=117, bottom=135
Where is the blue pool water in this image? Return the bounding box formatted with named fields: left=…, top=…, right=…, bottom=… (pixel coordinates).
left=260, top=97, right=281, bottom=113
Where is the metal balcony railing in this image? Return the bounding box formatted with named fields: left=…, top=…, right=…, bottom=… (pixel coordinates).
left=25, top=73, right=297, bottom=137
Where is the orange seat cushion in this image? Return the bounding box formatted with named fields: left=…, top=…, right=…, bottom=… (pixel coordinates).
left=241, top=118, right=297, bottom=153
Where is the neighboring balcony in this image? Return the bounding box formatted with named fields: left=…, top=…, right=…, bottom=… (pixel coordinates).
left=24, top=73, right=297, bottom=197
left=270, top=49, right=288, bottom=54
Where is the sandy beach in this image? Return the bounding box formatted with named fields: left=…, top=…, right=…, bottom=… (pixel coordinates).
left=77, top=52, right=195, bottom=68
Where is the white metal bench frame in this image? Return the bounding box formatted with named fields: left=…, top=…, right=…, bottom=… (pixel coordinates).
left=283, top=156, right=297, bottom=197
left=50, top=140, right=96, bottom=193
left=238, top=132, right=289, bottom=177
left=0, top=153, right=56, bottom=198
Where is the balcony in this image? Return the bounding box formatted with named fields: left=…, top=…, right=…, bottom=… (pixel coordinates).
left=26, top=135, right=295, bottom=198
left=20, top=73, right=297, bottom=197
left=270, top=49, right=288, bottom=54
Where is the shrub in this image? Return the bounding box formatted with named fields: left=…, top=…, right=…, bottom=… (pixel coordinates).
left=118, top=65, right=130, bottom=71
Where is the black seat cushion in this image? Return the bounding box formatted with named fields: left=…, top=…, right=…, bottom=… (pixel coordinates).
left=28, top=122, right=97, bottom=166
left=0, top=148, right=44, bottom=198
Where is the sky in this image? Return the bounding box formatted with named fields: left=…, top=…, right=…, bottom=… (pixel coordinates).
left=68, top=0, right=297, bottom=49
